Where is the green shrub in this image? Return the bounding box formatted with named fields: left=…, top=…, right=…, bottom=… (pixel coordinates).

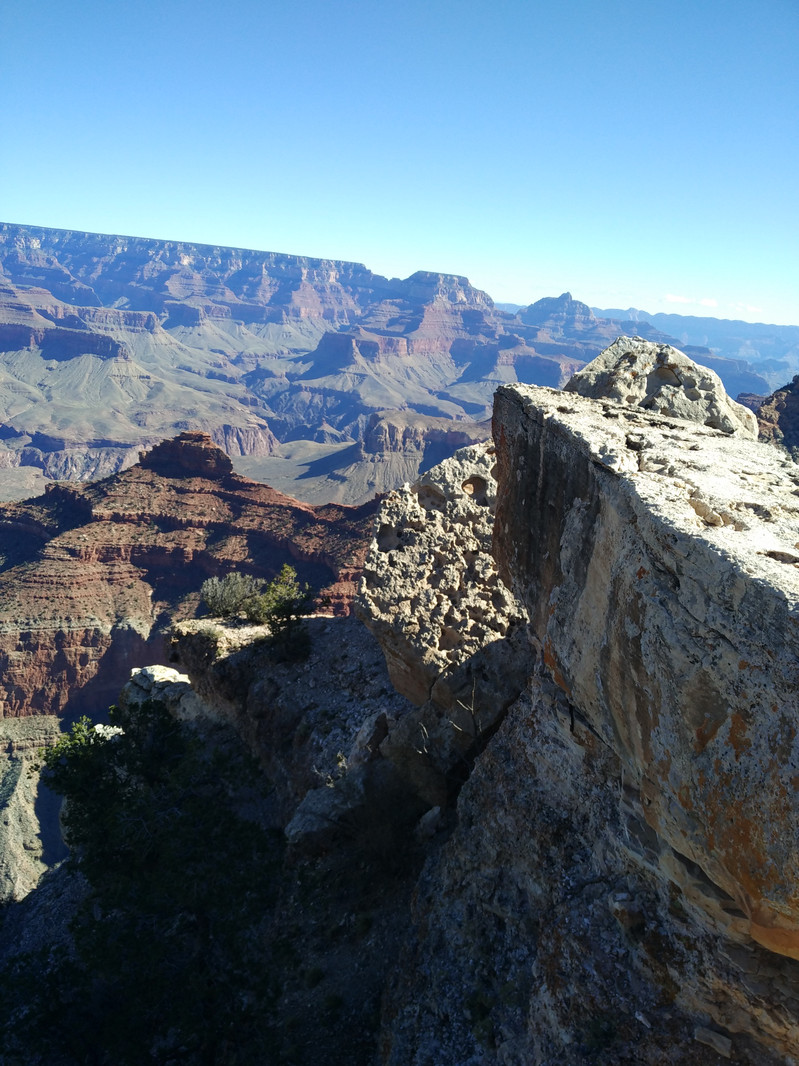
left=200, top=571, right=262, bottom=618
left=242, top=564, right=312, bottom=631
left=9, top=700, right=283, bottom=1065
left=201, top=565, right=314, bottom=660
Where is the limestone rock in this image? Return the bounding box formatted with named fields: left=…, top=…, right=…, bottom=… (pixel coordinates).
left=120, top=664, right=210, bottom=722
left=357, top=443, right=531, bottom=803
left=367, top=382, right=799, bottom=1062
left=564, top=335, right=758, bottom=437
left=484, top=381, right=799, bottom=1056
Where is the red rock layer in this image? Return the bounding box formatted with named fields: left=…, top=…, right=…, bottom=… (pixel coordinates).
left=0, top=434, right=379, bottom=718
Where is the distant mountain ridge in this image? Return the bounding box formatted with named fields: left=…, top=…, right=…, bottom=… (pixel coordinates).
left=595, top=306, right=799, bottom=388
left=0, top=222, right=778, bottom=503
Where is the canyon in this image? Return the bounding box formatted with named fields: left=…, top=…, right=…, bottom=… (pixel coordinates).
left=0, top=431, right=378, bottom=901
left=0, top=223, right=777, bottom=506
left=2, top=336, right=799, bottom=1064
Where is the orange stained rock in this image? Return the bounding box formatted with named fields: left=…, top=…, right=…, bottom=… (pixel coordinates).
left=750, top=916, right=799, bottom=962
left=728, top=712, right=752, bottom=761
left=543, top=639, right=571, bottom=695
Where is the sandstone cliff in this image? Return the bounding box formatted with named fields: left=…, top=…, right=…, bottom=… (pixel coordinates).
left=355, top=342, right=799, bottom=1062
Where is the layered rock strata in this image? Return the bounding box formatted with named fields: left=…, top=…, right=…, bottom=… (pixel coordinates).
left=0, top=717, right=67, bottom=901
left=0, top=433, right=379, bottom=720
left=3, top=223, right=757, bottom=504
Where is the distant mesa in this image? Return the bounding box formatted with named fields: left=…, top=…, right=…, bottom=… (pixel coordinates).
left=519, top=291, right=596, bottom=326
left=139, top=432, right=234, bottom=479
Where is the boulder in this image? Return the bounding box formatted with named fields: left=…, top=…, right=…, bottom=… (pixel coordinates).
left=564, top=335, right=758, bottom=438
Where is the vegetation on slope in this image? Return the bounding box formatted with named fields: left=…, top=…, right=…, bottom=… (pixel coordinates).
left=0, top=700, right=282, bottom=1065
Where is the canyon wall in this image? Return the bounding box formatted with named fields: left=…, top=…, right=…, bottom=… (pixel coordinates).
left=0, top=433, right=379, bottom=901
left=4, top=223, right=767, bottom=505
left=6, top=337, right=799, bottom=1059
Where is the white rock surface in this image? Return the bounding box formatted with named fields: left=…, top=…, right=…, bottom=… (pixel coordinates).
left=565, top=335, right=758, bottom=438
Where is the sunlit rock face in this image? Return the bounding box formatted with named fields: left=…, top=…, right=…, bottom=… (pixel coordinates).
left=564, top=335, right=758, bottom=437
left=357, top=444, right=531, bottom=805
left=494, top=381, right=799, bottom=951
left=363, top=344, right=799, bottom=1061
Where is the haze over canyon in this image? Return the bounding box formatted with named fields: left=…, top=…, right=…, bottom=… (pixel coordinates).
left=1, top=222, right=795, bottom=506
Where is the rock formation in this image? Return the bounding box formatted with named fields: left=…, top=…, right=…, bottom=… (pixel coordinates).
left=3, top=317, right=798, bottom=1059
left=0, top=433, right=379, bottom=721
left=564, top=335, right=758, bottom=437
left=0, top=716, right=67, bottom=900
left=356, top=342, right=799, bottom=1062
left=357, top=444, right=531, bottom=804
left=757, top=375, right=799, bottom=452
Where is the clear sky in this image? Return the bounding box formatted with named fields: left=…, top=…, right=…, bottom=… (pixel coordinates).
left=1, top=0, right=797, bottom=324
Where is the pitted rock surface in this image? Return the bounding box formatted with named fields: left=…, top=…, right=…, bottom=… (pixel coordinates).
left=565, top=335, right=758, bottom=438
left=483, top=382, right=799, bottom=1057
left=357, top=444, right=530, bottom=803
left=358, top=381, right=799, bottom=1061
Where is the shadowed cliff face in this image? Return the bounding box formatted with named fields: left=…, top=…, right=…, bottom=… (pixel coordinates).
left=757, top=375, right=799, bottom=452
left=0, top=433, right=379, bottom=720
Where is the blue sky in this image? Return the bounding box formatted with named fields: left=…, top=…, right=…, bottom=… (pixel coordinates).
left=1, top=0, right=797, bottom=323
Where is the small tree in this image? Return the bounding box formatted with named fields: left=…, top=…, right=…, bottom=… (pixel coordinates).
left=6, top=700, right=283, bottom=1065
left=244, top=564, right=313, bottom=659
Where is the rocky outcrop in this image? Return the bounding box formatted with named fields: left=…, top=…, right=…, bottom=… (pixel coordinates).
left=357, top=445, right=531, bottom=804
left=757, top=375, right=799, bottom=452
left=564, top=335, right=758, bottom=437
left=139, top=431, right=234, bottom=478
left=494, top=383, right=799, bottom=944
left=357, top=346, right=799, bottom=1061
left=164, top=615, right=417, bottom=831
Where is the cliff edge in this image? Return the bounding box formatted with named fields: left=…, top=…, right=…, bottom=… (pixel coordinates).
left=360, top=340, right=799, bottom=1062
